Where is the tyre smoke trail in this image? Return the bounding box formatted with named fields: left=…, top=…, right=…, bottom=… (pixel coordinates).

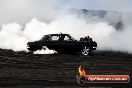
left=0, top=14, right=132, bottom=53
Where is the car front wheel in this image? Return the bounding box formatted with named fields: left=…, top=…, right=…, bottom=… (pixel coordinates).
left=81, top=46, right=90, bottom=55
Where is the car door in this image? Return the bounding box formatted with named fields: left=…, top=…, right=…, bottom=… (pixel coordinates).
left=46, top=35, right=62, bottom=51
left=61, top=35, right=78, bottom=52
left=48, top=35, right=73, bottom=52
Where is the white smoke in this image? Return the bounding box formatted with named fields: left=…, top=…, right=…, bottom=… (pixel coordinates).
left=33, top=46, right=57, bottom=54
left=0, top=14, right=132, bottom=53
left=0, top=0, right=132, bottom=54
left=0, top=23, right=28, bottom=51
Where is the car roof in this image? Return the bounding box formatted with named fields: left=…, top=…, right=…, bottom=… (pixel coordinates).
left=46, top=34, right=70, bottom=36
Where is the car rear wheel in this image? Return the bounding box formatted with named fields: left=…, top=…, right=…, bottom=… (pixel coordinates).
left=81, top=46, right=90, bottom=55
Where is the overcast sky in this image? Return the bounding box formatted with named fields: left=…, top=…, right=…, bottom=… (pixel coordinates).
left=62, top=0, right=132, bottom=12
left=0, top=0, right=132, bottom=25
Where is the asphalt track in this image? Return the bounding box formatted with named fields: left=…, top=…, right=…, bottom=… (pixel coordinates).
left=0, top=49, right=131, bottom=88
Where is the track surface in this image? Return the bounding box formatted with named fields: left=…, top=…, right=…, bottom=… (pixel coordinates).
left=0, top=49, right=132, bottom=88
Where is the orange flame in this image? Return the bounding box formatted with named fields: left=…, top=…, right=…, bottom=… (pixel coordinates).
left=78, top=65, right=86, bottom=76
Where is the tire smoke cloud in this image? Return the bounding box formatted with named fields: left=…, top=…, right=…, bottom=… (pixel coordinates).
left=0, top=14, right=132, bottom=53
left=0, top=0, right=132, bottom=53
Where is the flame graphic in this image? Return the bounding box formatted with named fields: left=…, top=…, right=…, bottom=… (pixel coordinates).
left=78, top=65, right=86, bottom=76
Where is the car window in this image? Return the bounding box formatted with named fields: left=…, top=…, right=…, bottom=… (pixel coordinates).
left=40, top=35, right=48, bottom=41
left=64, top=36, right=70, bottom=41
left=51, top=36, right=59, bottom=41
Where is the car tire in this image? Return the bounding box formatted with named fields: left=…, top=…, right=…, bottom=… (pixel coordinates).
left=81, top=46, right=90, bottom=55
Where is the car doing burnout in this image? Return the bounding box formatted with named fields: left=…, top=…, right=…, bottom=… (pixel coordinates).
left=27, top=34, right=97, bottom=55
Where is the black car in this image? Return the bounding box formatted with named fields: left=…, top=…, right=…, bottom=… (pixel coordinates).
left=27, top=33, right=97, bottom=55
